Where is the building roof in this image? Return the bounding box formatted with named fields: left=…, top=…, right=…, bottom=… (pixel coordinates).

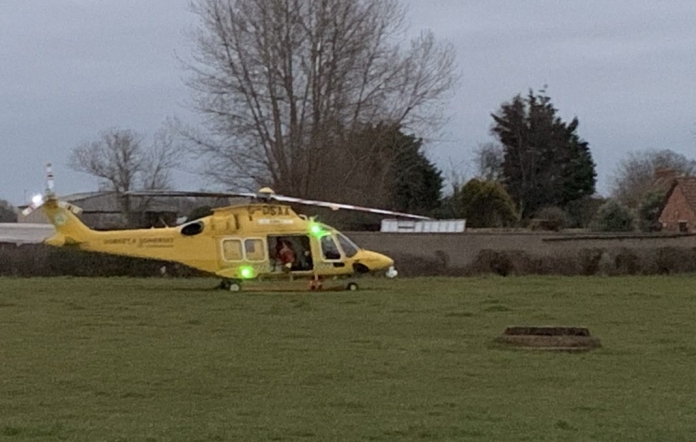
left=674, top=177, right=696, bottom=210
left=20, top=191, right=184, bottom=213
left=18, top=191, right=242, bottom=219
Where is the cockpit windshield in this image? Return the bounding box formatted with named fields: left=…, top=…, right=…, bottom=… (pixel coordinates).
left=336, top=232, right=359, bottom=258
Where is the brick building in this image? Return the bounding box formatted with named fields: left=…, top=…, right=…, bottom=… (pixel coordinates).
left=658, top=177, right=696, bottom=233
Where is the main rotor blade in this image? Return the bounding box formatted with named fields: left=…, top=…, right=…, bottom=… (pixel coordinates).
left=125, top=190, right=431, bottom=219
left=269, top=195, right=431, bottom=220
left=21, top=205, right=38, bottom=216
left=21, top=198, right=45, bottom=216
left=57, top=200, right=83, bottom=215
left=124, top=190, right=258, bottom=199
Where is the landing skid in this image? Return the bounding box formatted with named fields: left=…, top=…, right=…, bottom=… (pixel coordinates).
left=218, top=279, right=242, bottom=292
left=308, top=278, right=359, bottom=291
left=216, top=277, right=359, bottom=292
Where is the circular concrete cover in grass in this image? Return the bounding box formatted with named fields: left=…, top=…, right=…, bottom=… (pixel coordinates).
left=496, top=326, right=601, bottom=351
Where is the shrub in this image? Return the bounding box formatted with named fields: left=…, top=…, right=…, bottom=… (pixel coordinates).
left=590, top=200, right=635, bottom=232
left=536, top=207, right=569, bottom=226
left=531, top=206, right=569, bottom=231
left=455, top=179, right=518, bottom=228
left=0, top=244, right=205, bottom=277
left=538, top=254, right=579, bottom=276
left=468, top=249, right=546, bottom=276
left=468, top=250, right=513, bottom=276
left=390, top=252, right=445, bottom=277
left=4, top=241, right=696, bottom=278
left=651, top=247, right=696, bottom=275
left=614, top=248, right=640, bottom=275
left=577, top=248, right=603, bottom=275
left=565, top=197, right=606, bottom=228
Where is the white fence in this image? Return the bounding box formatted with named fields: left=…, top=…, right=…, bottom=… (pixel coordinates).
left=0, top=223, right=54, bottom=244
left=380, top=219, right=466, bottom=233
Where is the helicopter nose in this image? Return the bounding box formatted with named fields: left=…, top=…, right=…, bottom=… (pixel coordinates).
left=377, top=253, right=394, bottom=270
left=357, top=250, right=394, bottom=271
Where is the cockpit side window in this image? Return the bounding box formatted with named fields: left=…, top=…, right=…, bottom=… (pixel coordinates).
left=245, top=238, right=266, bottom=261
left=222, top=239, right=243, bottom=261
left=320, top=235, right=342, bottom=260
left=336, top=233, right=359, bottom=258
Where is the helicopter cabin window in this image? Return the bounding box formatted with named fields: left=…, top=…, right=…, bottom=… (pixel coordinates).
left=320, top=235, right=342, bottom=260
left=336, top=233, right=359, bottom=258
left=222, top=239, right=243, bottom=261
left=244, top=238, right=266, bottom=261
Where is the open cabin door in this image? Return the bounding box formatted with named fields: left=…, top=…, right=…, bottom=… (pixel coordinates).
left=267, top=235, right=314, bottom=273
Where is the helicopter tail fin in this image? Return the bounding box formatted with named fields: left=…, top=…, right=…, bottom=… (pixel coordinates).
left=41, top=197, right=94, bottom=246
left=21, top=163, right=95, bottom=246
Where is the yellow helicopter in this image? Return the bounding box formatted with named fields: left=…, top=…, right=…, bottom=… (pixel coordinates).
left=23, top=165, right=429, bottom=291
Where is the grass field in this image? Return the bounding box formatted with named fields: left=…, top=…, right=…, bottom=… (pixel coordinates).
left=2, top=276, right=696, bottom=441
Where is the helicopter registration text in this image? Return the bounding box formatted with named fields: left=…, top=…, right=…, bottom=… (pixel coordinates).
left=247, top=205, right=291, bottom=217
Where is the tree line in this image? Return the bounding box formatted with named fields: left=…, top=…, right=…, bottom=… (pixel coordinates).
left=5, top=0, right=690, bottom=232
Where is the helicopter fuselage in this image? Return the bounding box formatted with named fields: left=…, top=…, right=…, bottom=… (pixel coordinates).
left=43, top=200, right=394, bottom=281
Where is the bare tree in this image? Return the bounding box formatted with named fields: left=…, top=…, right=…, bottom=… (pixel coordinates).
left=68, top=128, right=180, bottom=219
left=611, top=149, right=696, bottom=208
left=441, top=157, right=469, bottom=194
left=184, top=0, right=456, bottom=199
left=473, top=142, right=504, bottom=181
left=141, top=127, right=181, bottom=191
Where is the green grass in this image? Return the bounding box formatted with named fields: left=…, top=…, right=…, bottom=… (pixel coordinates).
left=2, top=276, right=696, bottom=441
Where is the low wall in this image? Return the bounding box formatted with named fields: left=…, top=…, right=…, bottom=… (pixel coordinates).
left=1, top=231, right=696, bottom=277
left=348, top=231, right=696, bottom=276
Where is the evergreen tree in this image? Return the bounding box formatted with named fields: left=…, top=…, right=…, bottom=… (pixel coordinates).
left=334, top=124, right=443, bottom=216
left=389, top=131, right=443, bottom=215
left=491, top=89, right=596, bottom=218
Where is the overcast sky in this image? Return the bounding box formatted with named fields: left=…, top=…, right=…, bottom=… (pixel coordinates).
left=2, top=0, right=695, bottom=205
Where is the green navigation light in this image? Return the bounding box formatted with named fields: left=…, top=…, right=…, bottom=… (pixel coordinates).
left=240, top=266, right=254, bottom=279
left=310, top=223, right=323, bottom=237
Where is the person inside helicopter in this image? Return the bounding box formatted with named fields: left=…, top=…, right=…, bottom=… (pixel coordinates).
left=271, top=236, right=313, bottom=272
left=276, top=239, right=295, bottom=272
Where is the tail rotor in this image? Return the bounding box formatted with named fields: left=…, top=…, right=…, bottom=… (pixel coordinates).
left=21, top=163, right=82, bottom=217
left=45, top=162, right=54, bottom=196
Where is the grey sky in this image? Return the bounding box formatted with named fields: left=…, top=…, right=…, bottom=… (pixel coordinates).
left=2, top=1, right=695, bottom=205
